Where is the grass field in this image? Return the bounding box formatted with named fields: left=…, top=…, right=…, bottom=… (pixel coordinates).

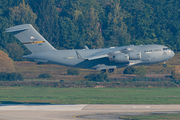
left=0, top=86, right=180, bottom=104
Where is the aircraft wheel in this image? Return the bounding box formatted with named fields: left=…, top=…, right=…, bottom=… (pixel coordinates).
left=163, top=64, right=167, bottom=67
left=108, top=68, right=114, bottom=73
left=101, top=69, right=106, bottom=74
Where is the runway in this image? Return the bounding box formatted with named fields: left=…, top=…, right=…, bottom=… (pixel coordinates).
left=0, top=104, right=180, bottom=120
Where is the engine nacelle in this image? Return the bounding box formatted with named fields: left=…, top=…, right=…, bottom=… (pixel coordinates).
left=110, top=54, right=129, bottom=63
left=128, top=51, right=141, bottom=60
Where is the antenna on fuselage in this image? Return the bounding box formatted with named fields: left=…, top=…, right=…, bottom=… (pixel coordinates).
left=85, top=46, right=89, bottom=50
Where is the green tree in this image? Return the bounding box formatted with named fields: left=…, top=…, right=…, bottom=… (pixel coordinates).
left=57, top=0, right=105, bottom=48
left=74, top=0, right=105, bottom=48
left=6, top=0, right=37, bottom=59
left=120, top=0, right=180, bottom=51
left=33, top=0, right=60, bottom=49
left=0, top=17, right=12, bottom=50
left=103, top=0, right=131, bottom=47
left=0, top=0, right=25, bottom=53
left=38, top=73, right=52, bottom=78
left=5, top=43, right=24, bottom=61
left=153, top=0, right=180, bottom=51
left=134, top=66, right=146, bottom=77
left=58, top=17, right=80, bottom=49
left=123, top=66, right=135, bottom=74
left=9, top=0, right=37, bottom=25
left=0, top=72, right=24, bottom=81
left=80, top=7, right=104, bottom=48
left=84, top=73, right=108, bottom=82
left=1, top=0, right=180, bottom=55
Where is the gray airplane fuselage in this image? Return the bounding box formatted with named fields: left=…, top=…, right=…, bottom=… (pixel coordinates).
left=6, top=24, right=174, bottom=73
left=24, top=44, right=174, bottom=69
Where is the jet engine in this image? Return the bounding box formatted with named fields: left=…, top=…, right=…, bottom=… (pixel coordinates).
left=110, top=54, right=129, bottom=63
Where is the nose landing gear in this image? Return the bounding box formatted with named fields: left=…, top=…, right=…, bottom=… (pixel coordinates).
left=163, top=62, right=167, bottom=67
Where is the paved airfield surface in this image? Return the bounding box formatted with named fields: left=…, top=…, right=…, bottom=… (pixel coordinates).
left=0, top=104, right=180, bottom=120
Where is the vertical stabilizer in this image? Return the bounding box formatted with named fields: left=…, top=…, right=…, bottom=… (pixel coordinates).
left=6, top=24, right=56, bottom=53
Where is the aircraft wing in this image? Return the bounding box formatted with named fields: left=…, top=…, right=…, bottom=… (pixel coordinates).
left=83, top=47, right=142, bottom=70
left=84, top=47, right=134, bottom=60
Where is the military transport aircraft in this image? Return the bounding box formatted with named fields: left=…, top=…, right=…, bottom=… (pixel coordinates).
left=6, top=24, right=174, bottom=73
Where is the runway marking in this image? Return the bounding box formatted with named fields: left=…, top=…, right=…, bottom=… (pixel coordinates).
left=121, top=105, right=151, bottom=108
left=132, top=106, right=151, bottom=108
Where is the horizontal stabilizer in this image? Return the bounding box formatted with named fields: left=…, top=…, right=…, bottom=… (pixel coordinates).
left=6, top=25, right=29, bottom=33
left=6, top=24, right=56, bottom=53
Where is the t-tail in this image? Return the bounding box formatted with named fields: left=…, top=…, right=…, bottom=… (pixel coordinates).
left=6, top=24, right=56, bottom=53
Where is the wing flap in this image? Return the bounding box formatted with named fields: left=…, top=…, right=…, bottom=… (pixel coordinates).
left=84, top=49, right=114, bottom=60
left=85, top=54, right=109, bottom=60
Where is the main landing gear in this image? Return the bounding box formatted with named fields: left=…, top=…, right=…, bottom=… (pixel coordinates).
left=101, top=68, right=114, bottom=73
left=100, top=69, right=106, bottom=74
left=163, top=62, right=167, bottom=67
left=108, top=68, right=114, bottom=73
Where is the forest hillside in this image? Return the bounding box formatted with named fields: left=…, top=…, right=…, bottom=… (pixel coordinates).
left=0, top=0, right=179, bottom=60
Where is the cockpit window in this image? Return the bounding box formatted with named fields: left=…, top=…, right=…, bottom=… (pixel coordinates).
left=163, top=48, right=169, bottom=51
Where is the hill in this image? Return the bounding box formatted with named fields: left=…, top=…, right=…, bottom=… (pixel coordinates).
left=0, top=0, right=180, bottom=61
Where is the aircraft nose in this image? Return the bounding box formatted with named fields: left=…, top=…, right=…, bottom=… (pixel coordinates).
left=171, top=50, right=175, bottom=58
